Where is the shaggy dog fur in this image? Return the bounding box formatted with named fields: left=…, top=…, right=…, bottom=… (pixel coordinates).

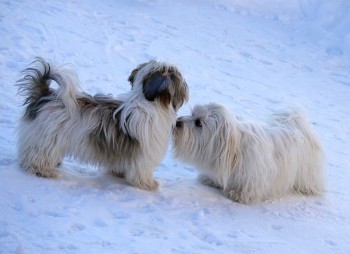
left=17, top=57, right=189, bottom=191
left=173, top=103, right=325, bottom=203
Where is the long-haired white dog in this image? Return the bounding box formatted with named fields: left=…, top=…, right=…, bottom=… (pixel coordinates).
left=173, top=103, right=325, bottom=204
left=17, top=57, right=189, bottom=191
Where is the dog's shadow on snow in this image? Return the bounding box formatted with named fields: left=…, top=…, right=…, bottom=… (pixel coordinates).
left=57, top=160, right=132, bottom=191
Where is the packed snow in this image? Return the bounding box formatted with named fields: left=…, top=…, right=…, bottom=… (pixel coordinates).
left=1, top=0, right=350, bottom=253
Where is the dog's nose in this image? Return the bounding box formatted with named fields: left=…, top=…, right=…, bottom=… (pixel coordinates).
left=176, top=120, right=183, bottom=128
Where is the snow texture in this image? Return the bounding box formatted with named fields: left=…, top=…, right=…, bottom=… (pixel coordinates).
left=0, top=0, right=349, bottom=253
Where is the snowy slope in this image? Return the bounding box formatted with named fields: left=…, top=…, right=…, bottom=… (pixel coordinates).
left=1, top=0, right=350, bottom=253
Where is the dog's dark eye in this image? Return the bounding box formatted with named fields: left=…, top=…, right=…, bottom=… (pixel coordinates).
left=195, top=119, right=202, bottom=128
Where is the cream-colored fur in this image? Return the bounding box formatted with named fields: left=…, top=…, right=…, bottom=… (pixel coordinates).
left=173, top=103, right=325, bottom=204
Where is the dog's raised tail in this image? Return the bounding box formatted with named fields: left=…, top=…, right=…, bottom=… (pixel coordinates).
left=17, top=57, right=78, bottom=120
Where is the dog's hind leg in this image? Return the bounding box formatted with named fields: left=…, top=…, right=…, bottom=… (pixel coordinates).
left=293, top=164, right=325, bottom=196
left=18, top=146, right=61, bottom=178
left=19, top=147, right=62, bottom=178
left=293, top=122, right=325, bottom=196
left=17, top=130, right=64, bottom=178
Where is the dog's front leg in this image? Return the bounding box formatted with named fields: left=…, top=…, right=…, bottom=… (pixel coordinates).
left=125, top=168, right=159, bottom=191
left=198, top=174, right=221, bottom=189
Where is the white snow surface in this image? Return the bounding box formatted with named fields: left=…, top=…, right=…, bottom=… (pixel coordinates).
left=1, top=0, right=350, bottom=253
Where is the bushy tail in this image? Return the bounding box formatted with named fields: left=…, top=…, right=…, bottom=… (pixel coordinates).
left=17, top=57, right=78, bottom=120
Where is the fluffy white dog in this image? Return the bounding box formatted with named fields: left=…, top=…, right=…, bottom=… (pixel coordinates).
left=173, top=103, right=325, bottom=204
left=17, top=57, right=189, bottom=191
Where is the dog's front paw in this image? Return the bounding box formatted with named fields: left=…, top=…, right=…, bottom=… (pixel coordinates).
left=142, top=179, right=159, bottom=191
left=125, top=170, right=159, bottom=191
left=224, top=189, right=248, bottom=204
left=110, top=171, right=125, bottom=178
left=198, top=174, right=221, bottom=189
left=131, top=179, right=159, bottom=191
left=30, top=167, right=59, bottom=178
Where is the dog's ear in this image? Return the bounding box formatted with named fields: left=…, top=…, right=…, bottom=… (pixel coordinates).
left=143, top=72, right=173, bottom=107
left=172, top=80, right=189, bottom=111
left=209, top=104, right=238, bottom=161
left=212, top=116, right=238, bottom=186
left=128, top=62, right=149, bottom=86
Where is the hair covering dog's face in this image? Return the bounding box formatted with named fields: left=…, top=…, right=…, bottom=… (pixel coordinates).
left=128, top=60, right=189, bottom=111
left=173, top=103, right=237, bottom=168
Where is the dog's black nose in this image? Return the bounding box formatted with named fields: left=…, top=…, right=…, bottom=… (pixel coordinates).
left=176, top=120, right=183, bottom=128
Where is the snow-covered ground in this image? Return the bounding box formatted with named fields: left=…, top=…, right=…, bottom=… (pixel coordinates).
left=1, top=0, right=350, bottom=253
